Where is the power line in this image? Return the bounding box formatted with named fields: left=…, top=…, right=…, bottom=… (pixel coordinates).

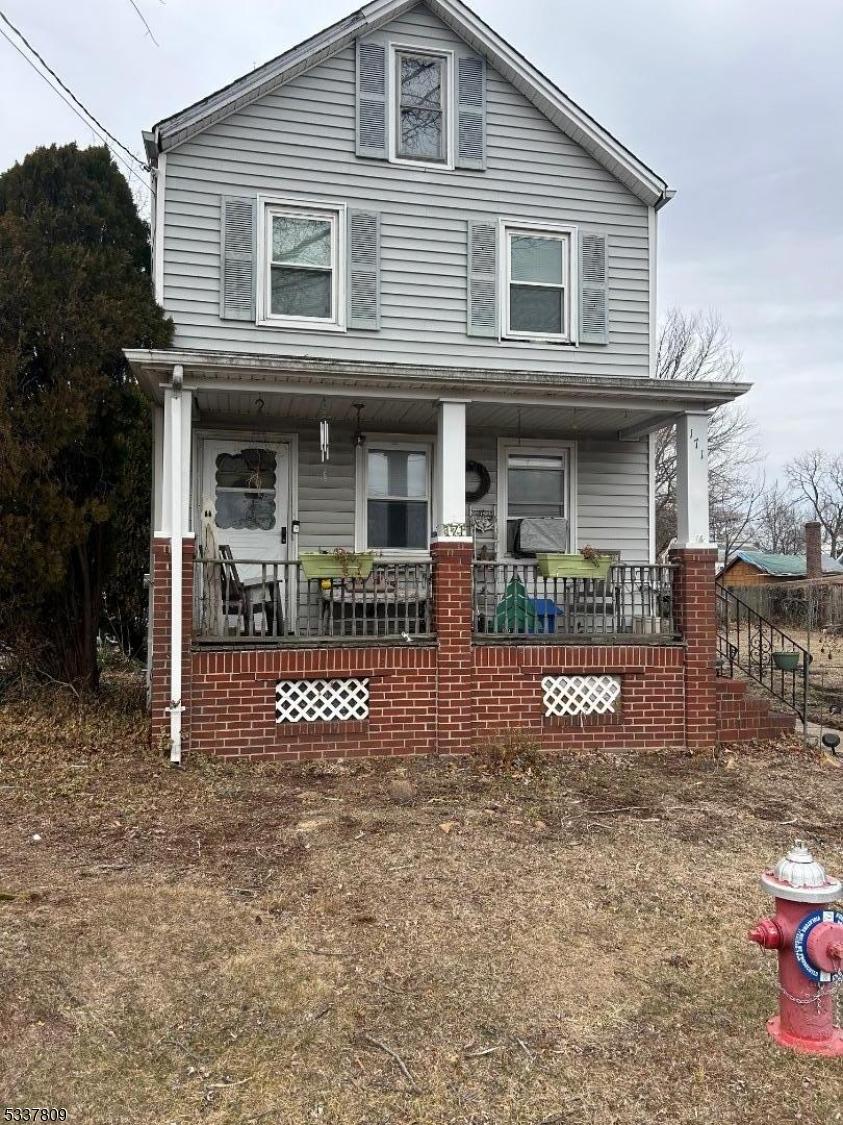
left=0, top=23, right=148, bottom=193
left=0, top=7, right=147, bottom=172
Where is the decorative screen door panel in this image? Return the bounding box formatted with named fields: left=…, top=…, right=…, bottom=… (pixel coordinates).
left=201, top=440, right=289, bottom=576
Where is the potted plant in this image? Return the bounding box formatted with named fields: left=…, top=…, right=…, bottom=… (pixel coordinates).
left=772, top=651, right=802, bottom=672
left=299, top=548, right=375, bottom=580
left=536, top=544, right=613, bottom=580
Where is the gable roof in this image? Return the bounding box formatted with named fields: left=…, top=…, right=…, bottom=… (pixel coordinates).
left=145, top=0, right=672, bottom=208
left=725, top=550, right=843, bottom=579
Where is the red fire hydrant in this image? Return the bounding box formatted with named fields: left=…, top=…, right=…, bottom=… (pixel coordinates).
left=749, top=840, right=843, bottom=1056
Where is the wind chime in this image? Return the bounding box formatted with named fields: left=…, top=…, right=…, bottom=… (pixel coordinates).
left=319, top=397, right=330, bottom=463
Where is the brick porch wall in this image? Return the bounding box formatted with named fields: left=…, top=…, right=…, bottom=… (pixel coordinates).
left=669, top=547, right=718, bottom=750
left=473, top=643, right=686, bottom=751
left=148, top=539, right=738, bottom=761
left=149, top=538, right=195, bottom=753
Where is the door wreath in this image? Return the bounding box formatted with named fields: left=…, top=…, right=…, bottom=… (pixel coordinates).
left=466, top=460, right=491, bottom=503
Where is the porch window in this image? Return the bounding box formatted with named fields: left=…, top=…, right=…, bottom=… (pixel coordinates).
left=214, top=448, right=277, bottom=530
left=264, top=204, right=339, bottom=325
left=366, top=447, right=429, bottom=550
left=395, top=51, right=447, bottom=163
left=505, top=227, right=571, bottom=341
left=505, top=452, right=568, bottom=555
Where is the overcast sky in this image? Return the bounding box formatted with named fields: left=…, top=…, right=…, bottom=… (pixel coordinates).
left=1, top=0, right=841, bottom=478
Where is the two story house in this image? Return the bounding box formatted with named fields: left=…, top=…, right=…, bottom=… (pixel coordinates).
left=128, top=0, right=784, bottom=765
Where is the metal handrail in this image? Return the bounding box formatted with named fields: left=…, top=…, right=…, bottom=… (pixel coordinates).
left=716, top=583, right=809, bottom=733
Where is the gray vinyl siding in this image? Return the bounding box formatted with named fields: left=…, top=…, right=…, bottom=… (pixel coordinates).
left=162, top=3, right=650, bottom=377
left=296, top=427, right=356, bottom=551
left=254, top=422, right=650, bottom=562
left=466, top=433, right=650, bottom=563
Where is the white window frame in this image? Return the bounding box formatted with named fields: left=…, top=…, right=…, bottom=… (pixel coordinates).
left=355, top=436, right=435, bottom=558
left=256, top=197, right=346, bottom=332
left=500, top=220, right=579, bottom=344
left=387, top=43, right=455, bottom=171
left=496, top=438, right=578, bottom=560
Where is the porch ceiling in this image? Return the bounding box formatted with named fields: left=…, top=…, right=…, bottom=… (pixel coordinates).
left=193, top=388, right=673, bottom=438
left=127, top=348, right=751, bottom=440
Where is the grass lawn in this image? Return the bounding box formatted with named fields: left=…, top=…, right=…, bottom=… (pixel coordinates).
left=1, top=673, right=842, bottom=1124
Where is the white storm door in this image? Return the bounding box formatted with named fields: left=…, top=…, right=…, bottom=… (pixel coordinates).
left=201, top=439, right=289, bottom=572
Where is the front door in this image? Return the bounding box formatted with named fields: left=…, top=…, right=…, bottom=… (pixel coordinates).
left=201, top=438, right=290, bottom=573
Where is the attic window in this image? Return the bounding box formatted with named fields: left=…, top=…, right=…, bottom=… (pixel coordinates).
left=394, top=50, right=449, bottom=165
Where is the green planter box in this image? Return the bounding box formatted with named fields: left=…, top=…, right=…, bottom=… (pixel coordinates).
left=772, top=651, right=801, bottom=672
left=536, top=553, right=613, bottom=580
left=299, top=552, right=375, bottom=580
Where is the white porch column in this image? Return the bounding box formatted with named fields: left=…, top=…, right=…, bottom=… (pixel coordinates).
left=675, top=411, right=715, bottom=548
left=162, top=367, right=192, bottom=765
left=435, top=399, right=468, bottom=538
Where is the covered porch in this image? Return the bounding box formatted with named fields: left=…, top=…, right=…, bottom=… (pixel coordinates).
left=127, top=349, right=749, bottom=763
left=130, top=349, right=742, bottom=646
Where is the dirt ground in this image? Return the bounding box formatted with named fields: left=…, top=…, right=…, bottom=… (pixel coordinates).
left=1, top=674, right=842, bottom=1125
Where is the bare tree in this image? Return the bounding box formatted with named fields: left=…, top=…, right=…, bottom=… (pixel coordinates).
left=711, top=468, right=765, bottom=565
left=753, top=482, right=806, bottom=554
left=655, top=308, right=760, bottom=553
left=786, top=449, right=843, bottom=559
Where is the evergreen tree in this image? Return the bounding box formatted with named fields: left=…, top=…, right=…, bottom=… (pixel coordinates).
left=0, top=144, right=172, bottom=687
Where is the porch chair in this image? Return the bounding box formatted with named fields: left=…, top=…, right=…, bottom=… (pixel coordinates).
left=217, top=544, right=287, bottom=637
left=216, top=544, right=253, bottom=635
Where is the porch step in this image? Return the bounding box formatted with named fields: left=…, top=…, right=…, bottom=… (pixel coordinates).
left=716, top=676, right=795, bottom=744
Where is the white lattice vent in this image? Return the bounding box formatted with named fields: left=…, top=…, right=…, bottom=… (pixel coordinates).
left=542, top=675, right=621, bottom=718
left=275, top=678, right=370, bottom=724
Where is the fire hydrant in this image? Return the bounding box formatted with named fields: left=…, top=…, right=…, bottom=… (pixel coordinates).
left=749, top=840, right=843, bottom=1056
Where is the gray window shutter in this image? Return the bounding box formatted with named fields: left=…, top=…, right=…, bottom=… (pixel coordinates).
left=219, top=196, right=256, bottom=321
left=456, top=53, right=486, bottom=170
left=579, top=232, right=609, bottom=344
left=348, top=209, right=380, bottom=330
left=466, top=220, right=497, bottom=337
left=356, top=39, right=388, bottom=159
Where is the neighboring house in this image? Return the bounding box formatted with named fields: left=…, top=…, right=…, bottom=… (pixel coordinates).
left=720, top=550, right=843, bottom=588
left=127, top=0, right=770, bottom=764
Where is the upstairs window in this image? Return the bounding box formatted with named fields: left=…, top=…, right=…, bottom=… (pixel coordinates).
left=504, top=227, right=572, bottom=342
left=395, top=51, right=448, bottom=165
left=263, top=204, right=340, bottom=327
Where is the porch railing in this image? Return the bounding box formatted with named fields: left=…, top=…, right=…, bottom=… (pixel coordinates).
left=716, top=583, right=809, bottom=731
left=194, top=558, right=433, bottom=642
left=472, top=562, right=678, bottom=640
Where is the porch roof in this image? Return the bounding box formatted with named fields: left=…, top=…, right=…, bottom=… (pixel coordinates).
left=125, top=348, right=751, bottom=439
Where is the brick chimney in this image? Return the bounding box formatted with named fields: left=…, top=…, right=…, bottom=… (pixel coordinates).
left=805, top=520, right=823, bottom=580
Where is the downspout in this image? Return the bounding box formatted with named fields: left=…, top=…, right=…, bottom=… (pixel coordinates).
left=167, top=364, right=185, bottom=765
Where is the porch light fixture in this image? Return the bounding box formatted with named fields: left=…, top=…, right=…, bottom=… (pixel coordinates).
left=352, top=402, right=366, bottom=448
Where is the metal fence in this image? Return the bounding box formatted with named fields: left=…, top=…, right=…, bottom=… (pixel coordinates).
left=194, top=558, right=433, bottom=642
left=472, top=563, right=678, bottom=639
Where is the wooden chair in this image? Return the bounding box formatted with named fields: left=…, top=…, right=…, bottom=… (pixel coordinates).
left=217, top=544, right=252, bottom=634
